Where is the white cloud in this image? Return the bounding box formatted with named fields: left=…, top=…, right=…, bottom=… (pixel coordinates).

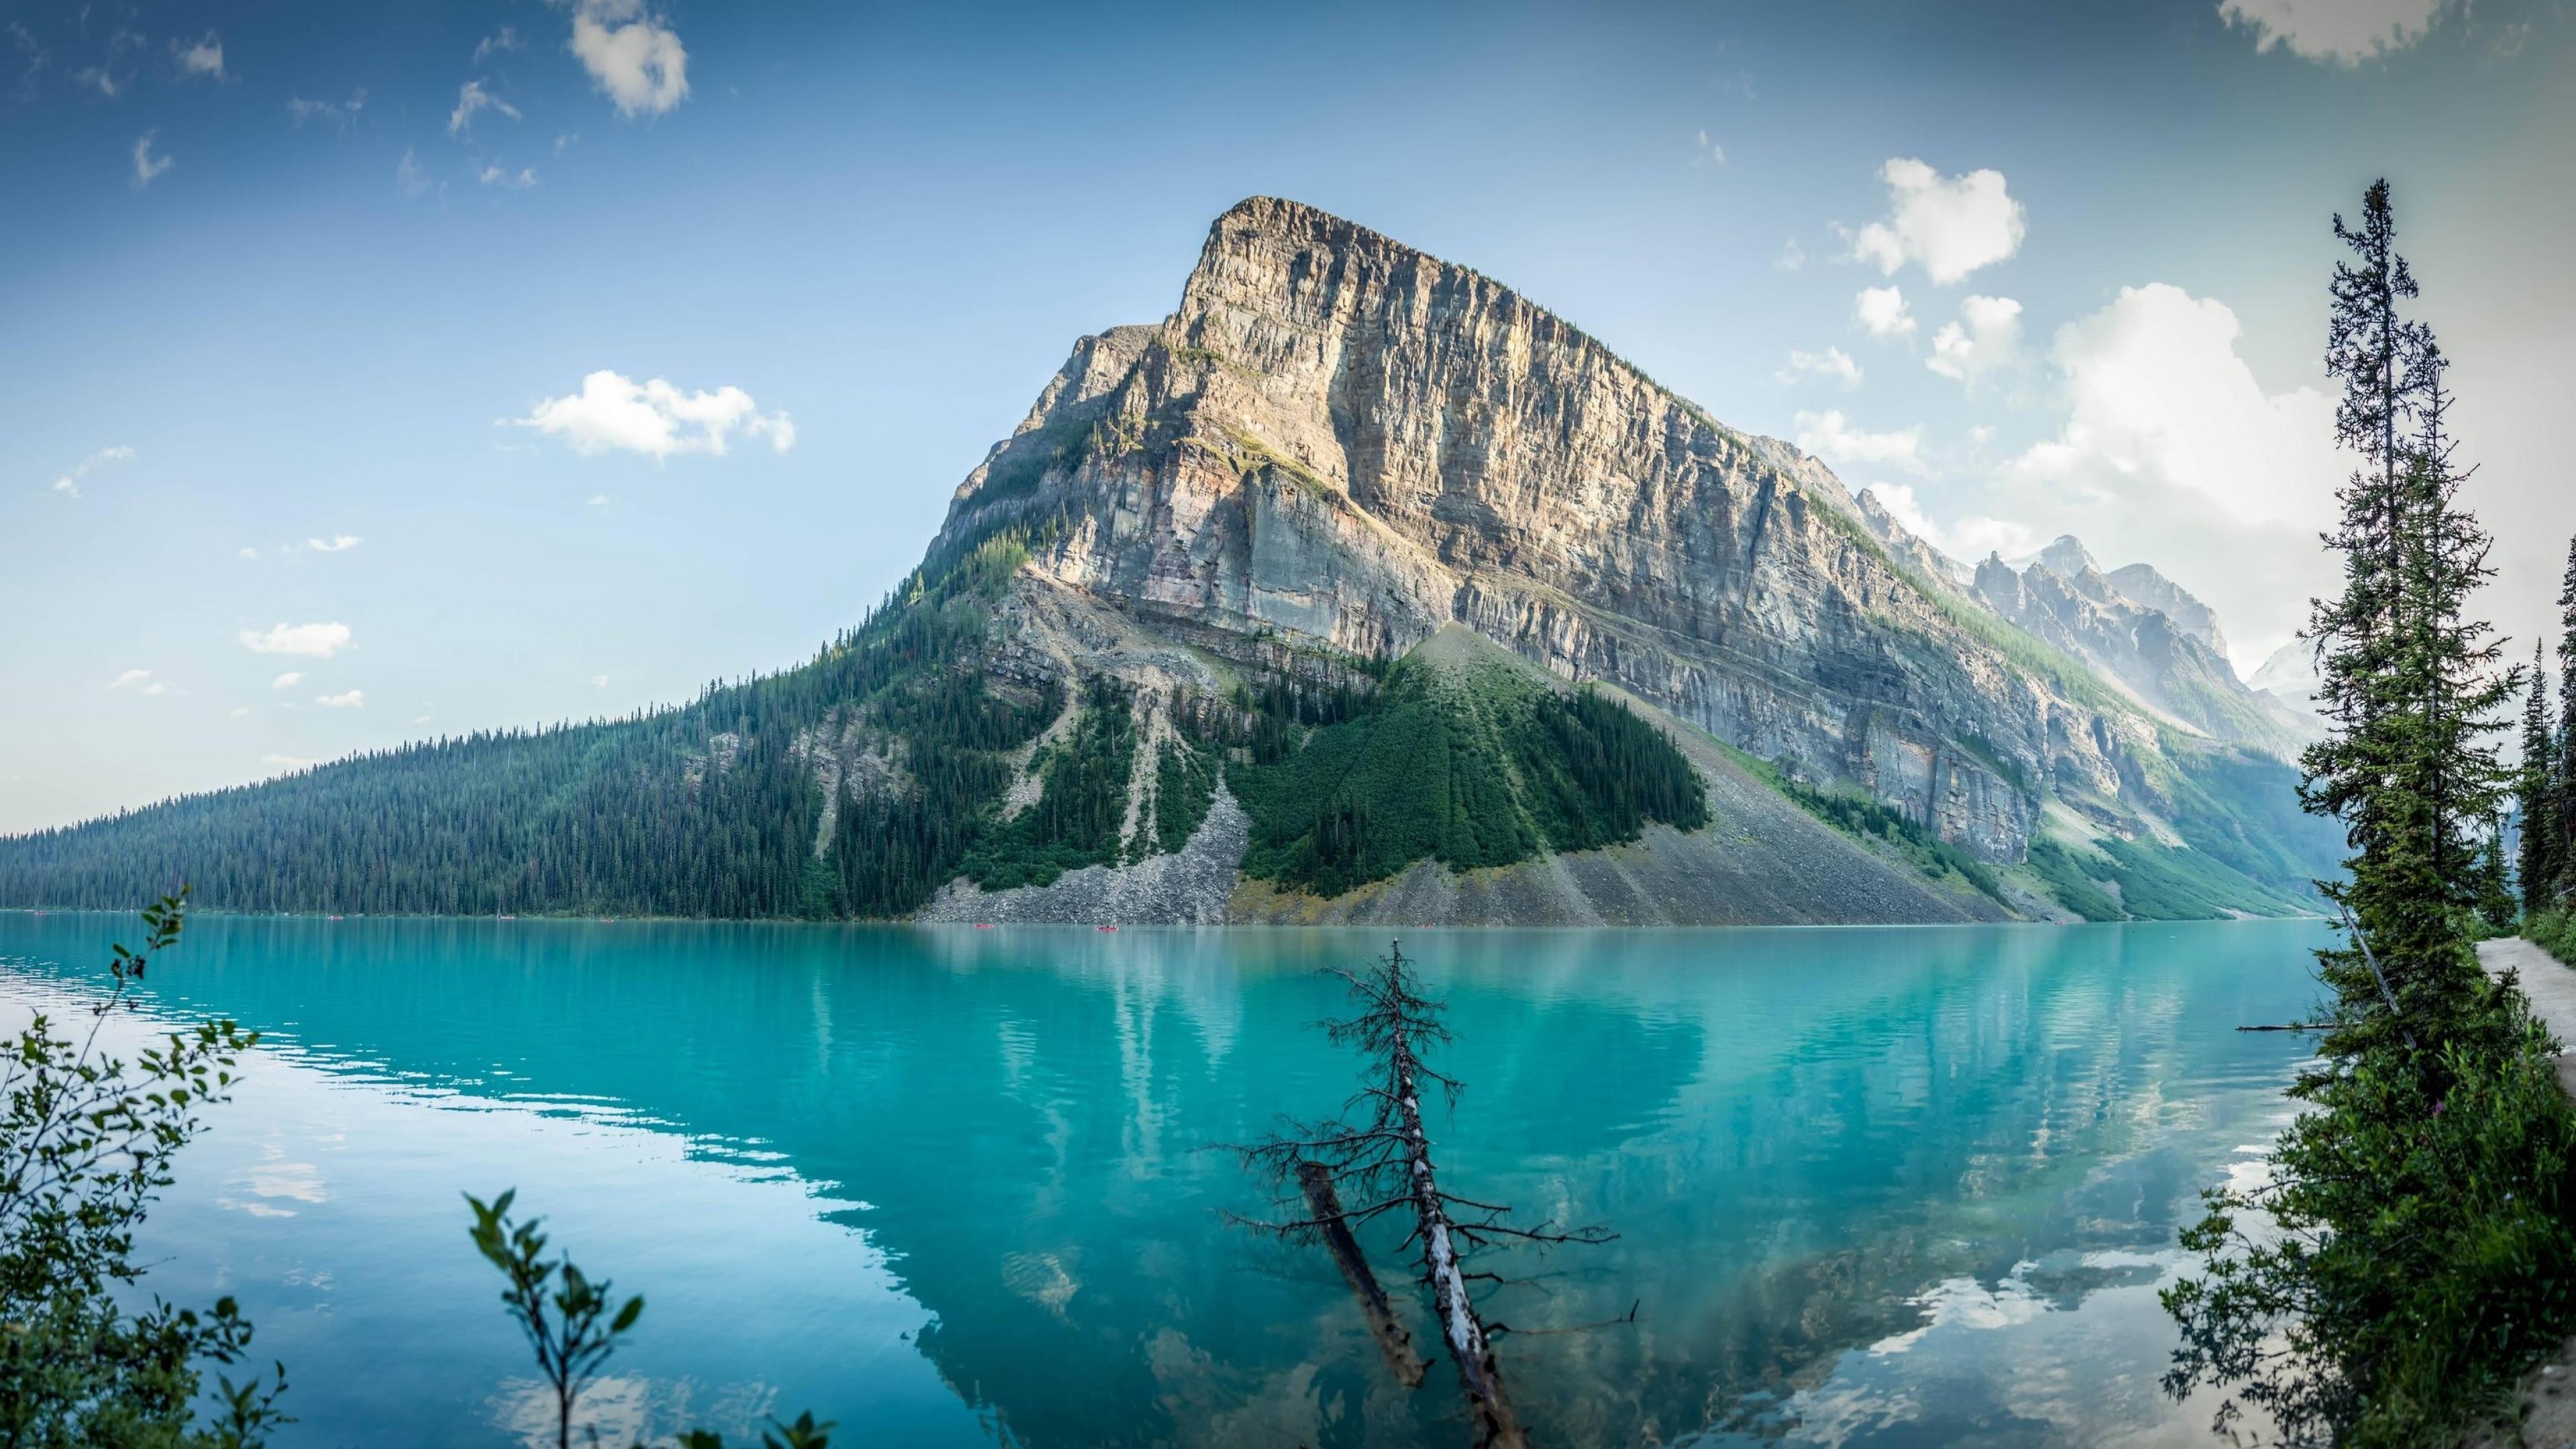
left=514, top=371, right=796, bottom=460
left=270, top=672, right=305, bottom=690
left=1777, top=347, right=1863, bottom=388
left=316, top=690, right=364, bottom=708
left=74, top=66, right=119, bottom=98
left=1994, top=282, right=2342, bottom=666
left=1850, top=158, right=2026, bottom=284
left=238, top=546, right=258, bottom=559
left=288, top=89, right=366, bottom=127
left=474, top=26, right=525, bottom=64
left=478, top=162, right=537, bottom=189
left=1695, top=129, right=1726, bottom=165
left=396, top=148, right=431, bottom=199
left=448, top=79, right=520, bottom=136
left=1794, top=409, right=1927, bottom=474
left=1926, top=294, right=2024, bottom=388
left=240, top=622, right=352, bottom=658
left=1776, top=238, right=1807, bottom=272
left=586, top=493, right=610, bottom=506
left=571, top=0, right=688, bottom=117
left=2220, top=0, right=2451, bottom=63
left=414, top=714, right=433, bottom=724
left=229, top=706, right=250, bottom=717
left=305, top=534, right=362, bottom=552
left=131, top=131, right=174, bottom=189
left=172, top=31, right=223, bottom=80
left=262, top=754, right=317, bottom=772
left=109, top=668, right=156, bottom=692
left=1854, top=286, right=1915, bottom=338
left=50, top=445, right=133, bottom=497
left=1864, top=484, right=2039, bottom=565
left=592, top=674, right=610, bottom=688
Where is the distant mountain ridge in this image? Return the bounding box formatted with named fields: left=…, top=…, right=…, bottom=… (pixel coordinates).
left=0, top=198, right=2342, bottom=924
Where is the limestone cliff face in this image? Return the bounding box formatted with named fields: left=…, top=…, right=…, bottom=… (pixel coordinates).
left=933, top=198, right=2200, bottom=863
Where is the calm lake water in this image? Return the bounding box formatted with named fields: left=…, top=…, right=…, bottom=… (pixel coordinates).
left=0, top=915, right=2328, bottom=1448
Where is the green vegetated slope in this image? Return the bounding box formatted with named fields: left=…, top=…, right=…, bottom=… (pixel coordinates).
left=0, top=535, right=1059, bottom=920
left=0, top=547, right=1710, bottom=920
left=1718, top=729, right=2339, bottom=922
left=1227, top=628, right=1708, bottom=898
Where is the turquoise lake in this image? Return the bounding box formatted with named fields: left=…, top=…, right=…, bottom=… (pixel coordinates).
left=0, top=916, right=2329, bottom=1447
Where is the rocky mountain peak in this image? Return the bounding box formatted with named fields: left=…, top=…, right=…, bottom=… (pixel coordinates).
left=2104, top=562, right=2230, bottom=659
left=2033, top=535, right=2098, bottom=580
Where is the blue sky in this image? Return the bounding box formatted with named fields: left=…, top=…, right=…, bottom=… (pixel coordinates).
left=5, top=0, right=2571, bottom=833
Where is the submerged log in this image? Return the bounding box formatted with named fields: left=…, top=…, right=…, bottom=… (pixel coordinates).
left=1383, top=959, right=1526, bottom=1449
left=1298, top=1159, right=1428, bottom=1388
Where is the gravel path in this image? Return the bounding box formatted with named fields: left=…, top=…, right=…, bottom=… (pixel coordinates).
left=2479, top=936, right=2576, bottom=1053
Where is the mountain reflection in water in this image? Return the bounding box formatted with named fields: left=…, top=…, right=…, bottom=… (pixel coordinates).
left=0, top=916, right=2322, bottom=1448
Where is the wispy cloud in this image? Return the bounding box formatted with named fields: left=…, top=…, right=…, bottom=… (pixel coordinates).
left=50, top=445, right=133, bottom=497
left=239, top=622, right=352, bottom=658
left=1793, top=409, right=1928, bottom=474
left=396, top=147, right=431, bottom=198
left=316, top=689, right=364, bottom=708
left=9, top=21, right=48, bottom=103
left=478, top=162, right=537, bottom=189
left=1777, top=347, right=1863, bottom=388
left=513, top=371, right=796, bottom=460
left=171, top=30, right=223, bottom=80
left=271, top=672, right=304, bottom=690
left=108, top=667, right=168, bottom=695
left=473, top=25, right=525, bottom=65
left=305, top=534, right=362, bottom=552
left=262, top=753, right=318, bottom=773
left=448, top=78, right=519, bottom=136
left=130, top=131, right=173, bottom=189
left=288, top=89, right=366, bottom=127
left=572, top=0, right=688, bottom=116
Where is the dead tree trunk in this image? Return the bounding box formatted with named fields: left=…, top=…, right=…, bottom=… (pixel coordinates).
left=1224, top=941, right=1607, bottom=1449
left=1297, top=1159, right=1428, bottom=1388
left=1385, top=984, right=1526, bottom=1449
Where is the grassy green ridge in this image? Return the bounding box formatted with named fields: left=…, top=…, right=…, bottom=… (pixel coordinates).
left=1226, top=646, right=1707, bottom=898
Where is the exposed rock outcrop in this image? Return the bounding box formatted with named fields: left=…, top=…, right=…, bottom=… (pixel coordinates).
left=934, top=197, right=2214, bottom=867
left=1972, top=539, right=2308, bottom=759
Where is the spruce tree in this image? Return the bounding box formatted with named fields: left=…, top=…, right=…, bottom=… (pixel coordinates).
left=2298, top=178, right=2457, bottom=1041
left=2520, top=638, right=2560, bottom=917
left=2167, top=176, right=2576, bottom=1446
left=2557, top=535, right=2576, bottom=899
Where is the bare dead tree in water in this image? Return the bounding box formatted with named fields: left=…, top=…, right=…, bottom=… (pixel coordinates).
left=1227, top=941, right=1611, bottom=1449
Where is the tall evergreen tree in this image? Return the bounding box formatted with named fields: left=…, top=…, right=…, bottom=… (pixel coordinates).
left=2167, top=176, right=2576, bottom=1447
left=2299, top=178, right=2459, bottom=1037
left=2520, top=638, right=2560, bottom=917
left=2557, top=535, right=2576, bottom=899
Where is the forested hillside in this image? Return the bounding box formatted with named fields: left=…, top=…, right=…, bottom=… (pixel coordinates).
left=0, top=533, right=1721, bottom=920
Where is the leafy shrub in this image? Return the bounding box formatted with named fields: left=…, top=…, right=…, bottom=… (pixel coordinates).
left=2165, top=979, right=2576, bottom=1445
left=2530, top=907, right=2576, bottom=965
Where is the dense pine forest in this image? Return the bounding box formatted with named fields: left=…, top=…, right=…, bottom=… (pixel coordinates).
left=0, top=529, right=1718, bottom=920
